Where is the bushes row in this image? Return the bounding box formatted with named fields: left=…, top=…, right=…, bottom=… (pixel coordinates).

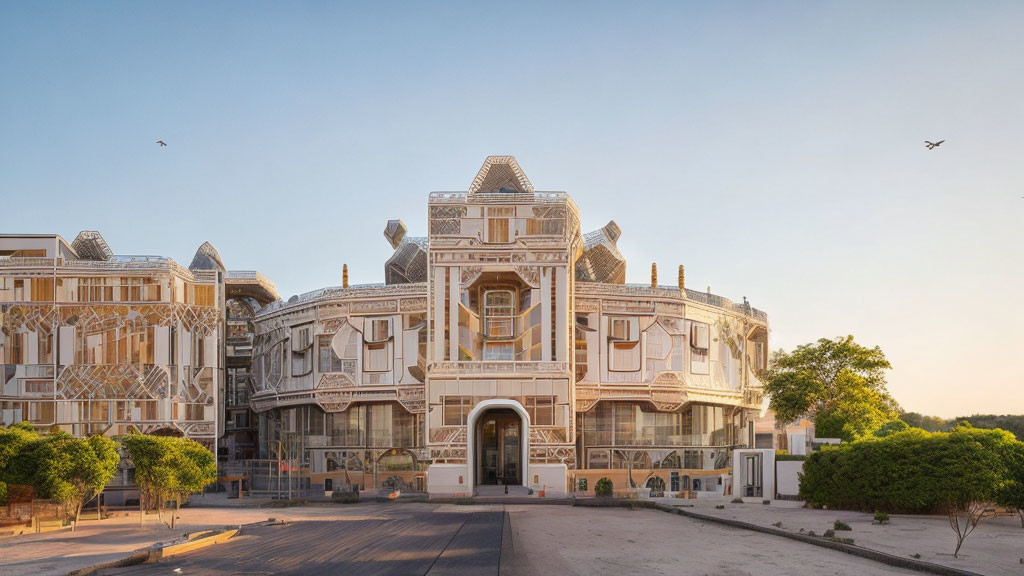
left=800, top=425, right=1024, bottom=513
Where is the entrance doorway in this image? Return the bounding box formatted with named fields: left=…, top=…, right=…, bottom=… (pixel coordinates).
left=476, top=409, right=522, bottom=486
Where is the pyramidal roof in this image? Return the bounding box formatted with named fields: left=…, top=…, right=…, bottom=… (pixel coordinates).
left=468, top=155, right=534, bottom=194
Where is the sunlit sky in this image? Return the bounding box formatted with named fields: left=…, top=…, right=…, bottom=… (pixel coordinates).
left=2, top=2, right=1021, bottom=418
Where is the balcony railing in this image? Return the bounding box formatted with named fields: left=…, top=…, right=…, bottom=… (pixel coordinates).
left=428, top=360, right=569, bottom=375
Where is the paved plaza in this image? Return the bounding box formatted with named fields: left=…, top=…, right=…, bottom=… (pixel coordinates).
left=3, top=499, right=1021, bottom=576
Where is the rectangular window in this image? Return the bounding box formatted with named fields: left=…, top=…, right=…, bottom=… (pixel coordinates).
left=364, top=342, right=389, bottom=372
left=609, top=318, right=630, bottom=341
left=186, top=404, right=205, bottom=421
left=442, top=396, right=472, bottom=426
left=526, top=396, right=554, bottom=426
left=483, top=341, right=514, bottom=361
left=608, top=317, right=640, bottom=372
left=318, top=335, right=345, bottom=373
left=484, top=290, right=514, bottom=338
left=31, top=278, right=54, bottom=302
left=610, top=341, right=640, bottom=372
left=137, top=400, right=158, bottom=421
left=690, top=322, right=710, bottom=373
left=291, top=325, right=313, bottom=376
left=367, top=319, right=391, bottom=342
left=486, top=207, right=513, bottom=243
left=24, top=380, right=53, bottom=394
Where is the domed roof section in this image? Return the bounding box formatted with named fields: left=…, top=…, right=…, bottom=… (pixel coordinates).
left=468, top=156, right=534, bottom=194
left=189, top=241, right=225, bottom=272
left=70, top=230, right=113, bottom=261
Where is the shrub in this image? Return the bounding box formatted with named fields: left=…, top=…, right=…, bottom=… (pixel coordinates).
left=823, top=529, right=835, bottom=538
left=800, top=427, right=1018, bottom=514
left=594, top=477, right=613, bottom=498
left=833, top=520, right=852, bottom=531
left=731, top=497, right=744, bottom=504
left=873, top=511, right=889, bottom=524
left=715, top=504, right=725, bottom=509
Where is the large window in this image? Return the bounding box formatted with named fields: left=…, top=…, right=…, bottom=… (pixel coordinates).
left=483, top=290, right=514, bottom=338
left=525, top=396, right=554, bottom=426
left=581, top=402, right=731, bottom=447
left=442, top=396, right=472, bottom=426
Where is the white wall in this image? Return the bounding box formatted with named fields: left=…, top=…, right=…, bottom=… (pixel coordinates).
left=776, top=460, right=803, bottom=497
left=427, top=463, right=471, bottom=497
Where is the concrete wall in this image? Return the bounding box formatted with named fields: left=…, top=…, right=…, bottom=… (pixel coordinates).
left=776, top=460, right=803, bottom=498
left=529, top=463, right=567, bottom=496
left=427, top=463, right=471, bottom=497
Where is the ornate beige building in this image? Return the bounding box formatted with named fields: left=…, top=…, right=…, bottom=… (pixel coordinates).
left=0, top=233, right=278, bottom=500
left=249, top=156, right=770, bottom=497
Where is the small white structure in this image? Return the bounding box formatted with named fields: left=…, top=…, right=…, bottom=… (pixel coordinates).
left=732, top=449, right=775, bottom=501
left=775, top=460, right=803, bottom=499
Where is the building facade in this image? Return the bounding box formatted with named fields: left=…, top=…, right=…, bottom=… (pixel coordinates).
left=0, top=234, right=245, bottom=499
left=249, top=156, right=770, bottom=497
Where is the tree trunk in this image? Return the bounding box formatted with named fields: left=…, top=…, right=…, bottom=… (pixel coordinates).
left=139, top=493, right=145, bottom=527
left=73, top=503, right=81, bottom=532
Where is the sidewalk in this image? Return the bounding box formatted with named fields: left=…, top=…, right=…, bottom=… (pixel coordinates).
left=0, top=501, right=381, bottom=576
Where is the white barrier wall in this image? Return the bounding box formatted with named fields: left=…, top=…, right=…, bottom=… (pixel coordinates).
left=776, top=460, right=804, bottom=498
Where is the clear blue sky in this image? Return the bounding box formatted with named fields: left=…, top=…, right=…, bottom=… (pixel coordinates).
left=2, top=1, right=1022, bottom=417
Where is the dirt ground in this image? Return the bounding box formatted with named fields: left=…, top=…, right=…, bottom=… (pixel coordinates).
left=668, top=498, right=1023, bottom=576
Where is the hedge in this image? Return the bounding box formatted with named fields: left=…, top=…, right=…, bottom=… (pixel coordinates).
left=800, top=426, right=1021, bottom=513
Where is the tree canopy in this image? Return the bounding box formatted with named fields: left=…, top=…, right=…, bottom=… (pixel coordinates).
left=0, top=425, right=119, bottom=526
left=764, top=335, right=898, bottom=441
left=122, top=433, right=216, bottom=528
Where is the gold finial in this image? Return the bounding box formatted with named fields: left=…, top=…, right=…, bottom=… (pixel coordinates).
left=678, top=265, right=685, bottom=291
left=342, top=264, right=349, bottom=288
left=651, top=263, right=658, bottom=288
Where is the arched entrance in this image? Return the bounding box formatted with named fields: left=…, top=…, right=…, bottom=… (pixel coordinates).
left=466, top=399, right=530, bottom=489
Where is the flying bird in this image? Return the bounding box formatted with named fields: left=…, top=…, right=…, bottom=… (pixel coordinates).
left=924, top=140, right=944, bottom=150
left=156, top=140, right=167, bottom=147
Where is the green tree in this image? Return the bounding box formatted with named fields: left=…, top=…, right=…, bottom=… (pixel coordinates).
left=898, top=411, right=950, bottom=432
left=32, top=433, right=120, bottom=530
left=873, top=420, right=910, bottom=438
left=0, top=423, right=42, bottom=504
left=995, top=438, right=1024, bottom=528
left=123, top=434, right=216, bottom=529
left=764, top=336, right=898, bottom=441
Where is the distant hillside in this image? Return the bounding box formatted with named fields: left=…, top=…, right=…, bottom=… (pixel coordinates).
left=900, top=412, right=1024, bottom=440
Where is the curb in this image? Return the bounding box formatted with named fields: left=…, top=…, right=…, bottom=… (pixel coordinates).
left=653, top=504, right=985, bottom=576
